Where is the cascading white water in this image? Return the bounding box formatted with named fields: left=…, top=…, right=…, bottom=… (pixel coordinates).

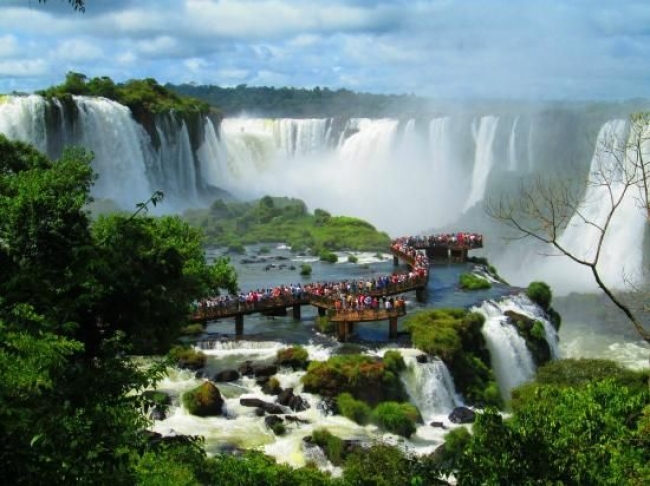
left=73, top=96, right=153, bottom=208
left=473, top=298, right=536, bottom=402
left=507, top=116, right=519, bottom=171
left=0, top=95, right=49, bottom=153
left=402, top=356, right=461, bottom=421
left=463, top=116, right=500, bottom=212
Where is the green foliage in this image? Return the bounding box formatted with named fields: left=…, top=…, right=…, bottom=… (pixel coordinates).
left=311, top=429, right=346, bottom=466
left=316, top=316, right=334, bottom=333
left=182, top=196, right=390, bottom=252
left=39, top=73, right=211, bottom=116
left=319, top=250, right=339, bottom=263
left=300, top=264, right=313, bottom=276
left=347, top=254, right=358, bottom=264
left=526, top=281, right=552, bottom=310
left=370, top=402, right=420, bottom=437
left=200, top=450, right=333, bottom=486
left=276, top=345, right=309, bottom=370
left=168, top=346, right=207, bottom=370
left=440, top=426, right=472, bottom=466
left=182, top=382, right=223, bottom=417
left=459, top=273, right=491, bottom=290
left=530, top=358, right=650, bottom=392
left=342, top=443, right=441, bottom=486
left=302, top=354, right=407, bottom=406
left=405, top=309, right=501, bottom=407
left=337, top=392, right=371, bottom=425
left=382, top=350, right=406, bottom=373
left=505, top=310, right=552, bottom=367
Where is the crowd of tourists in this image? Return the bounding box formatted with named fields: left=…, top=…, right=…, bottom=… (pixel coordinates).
left=191, top=238, right=431, bottom=319
left=402, top=233, right=483, bottom=248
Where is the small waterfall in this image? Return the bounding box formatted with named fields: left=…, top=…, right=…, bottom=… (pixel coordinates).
left=473, top=299, right=536, bottom=402
left=403, top=357, right=461, bottom=421
left=507, top=116, right=519, bottom=171
left=464, top=115, right=500, bottom=211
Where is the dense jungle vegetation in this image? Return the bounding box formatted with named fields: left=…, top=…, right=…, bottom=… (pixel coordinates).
left=38, top=72, right=211, bottom=116
left=167, top=82, right=427, bottom=117
left=182, top=196, right=391, bottom=253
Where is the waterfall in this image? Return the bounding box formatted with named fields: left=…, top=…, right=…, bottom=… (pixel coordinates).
left=473, top=298, right=536, bottom=402
left=73, top=96, right=152, bottom=208
left=402, top=357, right=461, bottom=421
left=464, top=116, right=500, bottom=212
left=554, top=119, right=648, bottom=290
left=0, top=95, right=49, bottom=153
left=507, top=116, right=519, bottom=171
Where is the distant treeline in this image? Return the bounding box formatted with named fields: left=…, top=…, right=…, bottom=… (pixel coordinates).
left=167, top=83, right=428, bottom=118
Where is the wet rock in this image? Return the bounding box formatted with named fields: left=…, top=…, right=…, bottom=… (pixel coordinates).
left=240, top=397, right=286, bottom=415
left=448, top=406, right=476, bottom=424
left=213, top=369, right=240, bottom=382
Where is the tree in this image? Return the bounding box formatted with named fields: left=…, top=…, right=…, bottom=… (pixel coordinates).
left=38, top=0, right=85, bottom=12
left=486, top=113, right=650, bottom=344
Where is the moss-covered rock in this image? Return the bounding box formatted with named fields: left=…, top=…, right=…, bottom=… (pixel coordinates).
left=505, top=310, right=552, bottom=367
left=370, top=402, right=421, bottom=438
left=301, top=354, right=407, bottom=407
left=336, top=392, right=371, bottom=425
left=311, top=428, right=347, bottom=466
left=405, top=309, right=501, bottom=407
left=459, top=273, right=491, bottom=290
left=168, top=345, right=207, bottom=370
left=182, top=382, right=224, bottom=417
left=276, top=345, right=309, bottom=370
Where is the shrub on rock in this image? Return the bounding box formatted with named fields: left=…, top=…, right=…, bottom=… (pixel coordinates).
left=337, top=392, right=371, bottom=425
left=370, top=402, right=420, bottom=438
left=168, top=345, right=207, bottom=370
left=182, top=381, right=224, bottom=417
left=276, top=345, right=309, bottom=370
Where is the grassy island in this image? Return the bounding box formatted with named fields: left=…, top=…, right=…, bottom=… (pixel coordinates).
left=183, top=196, right=391, bottom=252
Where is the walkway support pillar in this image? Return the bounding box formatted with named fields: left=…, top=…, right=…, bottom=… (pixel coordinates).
left=235, top=314, right=244, bottom=337
left=393, top=255, right=399, bottom=266
left=389, top=315, right=398, bottom=339
left=346, top=321, right=355, bottom=336
left=415, top=287, right=427, bottom=303
left=318, top=307, right=326, bottom=317
left=337, top=321, right=347, bottom=342
left=292, top=304, right=301, bottom=320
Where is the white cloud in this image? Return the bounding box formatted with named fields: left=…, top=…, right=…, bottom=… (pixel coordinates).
left=0, top=58, right=48, bottom=77
left=56, top=39, right=103, bottom=62
left=0, top=35, right=19, bottom=58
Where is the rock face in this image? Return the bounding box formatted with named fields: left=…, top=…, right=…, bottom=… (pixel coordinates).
left=239, top=398, right=286, bottom=415
left=182, top=382, right=224, bottom=417
left=213, top=369, right=240, bottom=382
left=448, top=406, right=476, bottom=424
left=277, top=388, right=310, bottom=412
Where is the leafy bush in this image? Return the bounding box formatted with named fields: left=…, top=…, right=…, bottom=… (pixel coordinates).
left=276, top=345, right=309, bottom=370
left=337, top=392, right=371, bottom=425
left=347, top=254, right=358, bottom=263
left=182, top=382, right=223, bottom=416
left=311, top=429, right=346, bottom=466
left=168, top=345, right=206, bottom=370
left=319, top=250, right=338, bottom=263
left=227, top=243, right=246, bottom=254
left=459, top=273, right=491, bottom=290
left=299, top=264, right=312, bottom=276
left=526, top=281, right=552, bottom=310
left=370, top=402, right=420, bottom=437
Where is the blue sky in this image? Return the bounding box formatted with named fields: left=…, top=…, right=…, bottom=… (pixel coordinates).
left=1, top=0, right=649, bottom=100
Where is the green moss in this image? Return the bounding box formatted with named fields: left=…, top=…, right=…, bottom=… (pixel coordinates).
left=347, top=254, right=358, bottom=263
left=459, top=273, right=491, bottom=290
left=383, top=350, right=406, bottom=373
left=526, top=281, right=552, bottom=310
left=276, top=345, right=309, bottom=370
left=337, top=392, right=371, bottom=425
left=370, top=402, right=420, bottom=438
left=319, top=250, right=338, bottom=263
left=168, top=345, right=206, bottom=370
left=505, top=310, right=552, bottom=367
left=182, top=382, right=223, bottom=416
left=301, top=354, right=407, bottom=406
